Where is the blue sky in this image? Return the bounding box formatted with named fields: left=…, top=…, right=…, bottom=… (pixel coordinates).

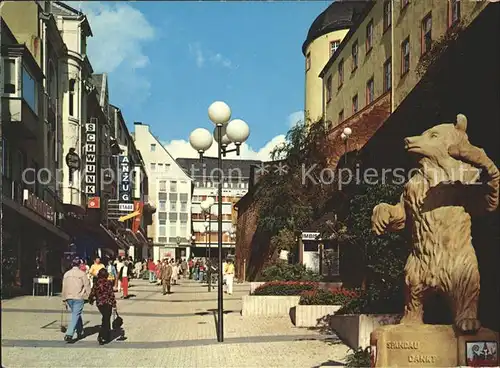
left=77, top=1, right=331, bottom=160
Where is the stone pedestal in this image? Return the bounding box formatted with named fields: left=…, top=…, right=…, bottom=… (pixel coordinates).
left=370, top=324, right=499, bottom=367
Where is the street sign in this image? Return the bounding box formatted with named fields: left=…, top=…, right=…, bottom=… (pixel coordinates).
left=118, top=210, right=140, bottom=222
left=301, top=232, right=321, bottom=241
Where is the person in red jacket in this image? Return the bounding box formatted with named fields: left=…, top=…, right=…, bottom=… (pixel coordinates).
left=147, top=258, right=156, bottom=283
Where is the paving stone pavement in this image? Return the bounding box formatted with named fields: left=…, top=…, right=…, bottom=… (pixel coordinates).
left=1, top=278, right=349, bottom=367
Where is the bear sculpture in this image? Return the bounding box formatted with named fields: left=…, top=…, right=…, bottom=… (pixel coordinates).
left=371, top=114, right=499, bottom=334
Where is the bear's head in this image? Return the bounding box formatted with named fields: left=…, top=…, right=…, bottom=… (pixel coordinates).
left=404, top=114, right=469, bottom=165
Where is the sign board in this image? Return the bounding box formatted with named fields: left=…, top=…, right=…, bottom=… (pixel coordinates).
left=118, top=155, right=131, bottom=202
left=301, top=232, right=321, bottom=241
left=84, top=120, right=97, bottom=194
left=118, top=203, right=134, bottom=212
left=87, top=196, right=100, bottom=209
left=23, top=189, right=55, bottom=222
left=131, top=201, right=143, bottom=233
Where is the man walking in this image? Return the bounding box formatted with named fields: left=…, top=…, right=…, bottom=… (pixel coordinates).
left=62, top=257, right=91, bottom=343
left=159, top=258, right=173, bottom=295
left=89, top=257, right=104, bottom=287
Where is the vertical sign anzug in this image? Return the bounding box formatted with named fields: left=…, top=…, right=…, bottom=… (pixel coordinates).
left=119, top=155, right=131, bottom=203
left=85, top=121, right=97, bottom=194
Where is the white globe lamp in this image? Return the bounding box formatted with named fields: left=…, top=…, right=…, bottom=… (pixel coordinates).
left=340, top=132, right=347, bottom=141
left=207, top=197, right=215, bottom=206
left=208, top=101, right=231, bottom=125
left=226, top=119, right=250, bottom=144
left=204, top=221, right=210, bottom=229
left=189, top=128, right=213, bottom=153
left=213, top=126, right=231, bottom=146
left=200, top=200, right=210, bottom=212
left=343, top=127, right=352, bottom=136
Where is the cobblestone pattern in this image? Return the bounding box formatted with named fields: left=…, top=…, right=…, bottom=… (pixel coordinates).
left=2, top=279, right=348, bottom=367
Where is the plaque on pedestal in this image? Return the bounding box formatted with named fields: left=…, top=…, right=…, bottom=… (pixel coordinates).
left=370, top=325, right=499, bottom=367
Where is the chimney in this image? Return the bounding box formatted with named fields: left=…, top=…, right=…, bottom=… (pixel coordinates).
left=134, top=122, right=143, bottom=125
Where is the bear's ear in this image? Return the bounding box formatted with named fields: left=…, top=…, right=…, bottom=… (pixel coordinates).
left=456, top=114, right=467, bottom=132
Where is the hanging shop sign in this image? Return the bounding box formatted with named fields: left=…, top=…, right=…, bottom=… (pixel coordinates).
left=301, top=232, right=321, bottom=241
left=84, top=120, right=97, bottom=194
left=118, top=155, right=131, bottom=202
left=23, top=189, right=55, bottom=223
left=65, top=148, right=81, bottom=182
left=131, top=201, right=143, bottom=233
left=87, top=196, right=101, bottom=209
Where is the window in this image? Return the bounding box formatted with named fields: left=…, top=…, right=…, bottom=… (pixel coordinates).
left=366, top=77, right=374, bottom=105
left=158, top=163, right=163, bottom=171
left=352, top=94, right=358, bottom=114
left=164, top=163, right=170, bottom=171
left=326, top=75, right=332, bottom=103
left=69, top=78, right=75, bottom=116
left=338, top=109, right=344, bottom=124
left=159, top=200, right=166, bottom=211
left=169, top=224, right=177, bottom=236
left=352, top=41, right=358, bottom=71
left=338, top=59, right=344, bottom=87
left=206, top=181, right=211, bottom=188
left=422, top=13, right=432, bottom=55
left=366, top=20, right=374, bottom=52
left=159, top=180, right=167, bottom=191
left=22, top=66, right=37, bottom=112
left=330, top=40, right=341, bottom=56
left=159, top=218, right=167, bottom=225
left=449, top=0, right=460, bottom=26
left=383, top=58, right=392, bottom=93
left=150, top=143, right=156, bottom=151
left=170, top=201, right=177, bottom=211
left=180, top=223, right=187, bottom=236
left=306, top=52, right=311, bottom=71
left=4, top=59, right=16, bottom=94
left=401, top=0, right=409, bottom=10
left=180, top=202, right=187, bottom=212
left=383, top=1, right=392, bottom=31
left=401, top=37, right=410, bottom=76
left=150, top=163, right=156, bottom=171
left=159, top=225, right=166, bottom=237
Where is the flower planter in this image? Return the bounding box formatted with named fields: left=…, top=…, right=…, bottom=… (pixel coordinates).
left=290, top=305, right=342, bottom=327
left=328, top=314, right=402, bottom=349
left=241, top=295, right=301, bottom=317
left=249, top=282, right=266, bottom=294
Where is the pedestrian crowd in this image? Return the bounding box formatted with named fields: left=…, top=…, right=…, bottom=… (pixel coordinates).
left=61, top=254, right=236, bottom=345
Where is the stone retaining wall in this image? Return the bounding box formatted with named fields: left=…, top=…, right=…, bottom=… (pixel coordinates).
left=241, top=295, right=301, bottom=317
left=290, top=305, right=341, bottom=327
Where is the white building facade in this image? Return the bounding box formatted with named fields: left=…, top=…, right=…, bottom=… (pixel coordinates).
left=52, top=2, right=93, bottom=209
left=132, top=123, right=192, bottom=261
left=176, top=158, right=260, bottom=258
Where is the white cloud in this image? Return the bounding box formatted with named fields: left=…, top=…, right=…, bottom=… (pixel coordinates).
left=164, top=134, right=286, bottom=162
left=287, top=110, right=305, bottom=128
left=188, top=43, right=205, bottom=68
left=78, top=2, right=155, bottom=73
left=188, top=43, right=233, bottom=69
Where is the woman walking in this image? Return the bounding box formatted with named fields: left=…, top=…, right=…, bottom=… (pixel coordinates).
left=89, top=268, right=117, bottom=345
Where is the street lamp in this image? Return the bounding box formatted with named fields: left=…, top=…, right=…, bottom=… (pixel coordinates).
left=189, top=101, right=250, bottom=343
left=201, top=198, right=215, bottom=291
left=340, top=127, right=352, bottom=165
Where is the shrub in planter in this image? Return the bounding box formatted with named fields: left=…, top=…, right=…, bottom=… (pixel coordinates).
left=257, top=262, right=322, bottom=282
left=253, top=281, right=317, bottom=295
left=299, top=288, right=360, bottom=306
left=336, top=284, right=404, bottom=315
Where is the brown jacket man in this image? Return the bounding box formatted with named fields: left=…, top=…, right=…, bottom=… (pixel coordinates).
left=159, top=260, right=173, bottom=295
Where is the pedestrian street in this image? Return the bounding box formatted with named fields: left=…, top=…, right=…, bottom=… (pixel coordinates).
left=1, top=278, right=349, bottom=367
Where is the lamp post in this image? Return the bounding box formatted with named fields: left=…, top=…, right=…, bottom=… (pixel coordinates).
left=189, top=101, right=250, bottom=343
left=201, top=198, right=215, bottom=291
left=340, top=127, right=352, bottom=165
